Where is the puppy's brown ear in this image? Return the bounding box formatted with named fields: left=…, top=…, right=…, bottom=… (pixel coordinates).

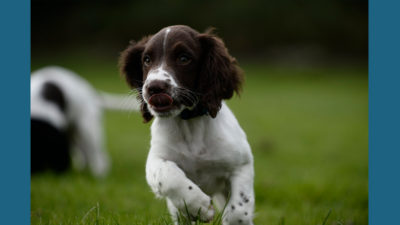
left=119, top=36, right=154, bottom=123
left=197, top=31, right=243, bottom=118
left=119, top=36, right=151, bottom=88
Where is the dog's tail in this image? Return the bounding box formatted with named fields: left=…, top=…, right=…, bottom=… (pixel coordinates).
left=98, top=92, right=140, bottom=111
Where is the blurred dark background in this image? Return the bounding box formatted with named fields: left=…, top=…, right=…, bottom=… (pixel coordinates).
left=32, top=0, right=367, bottom=65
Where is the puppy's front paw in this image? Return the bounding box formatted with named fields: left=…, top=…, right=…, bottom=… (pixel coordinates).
left=195, top=199, right=214, bottom=222
left=174, top=188, right=215, bottom=222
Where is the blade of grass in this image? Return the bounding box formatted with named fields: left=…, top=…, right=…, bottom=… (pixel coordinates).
left=322, top=209, right=332, bottom=225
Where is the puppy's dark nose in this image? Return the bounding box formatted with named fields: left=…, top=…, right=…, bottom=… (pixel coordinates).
left=147, top=80, right=170, bottom=96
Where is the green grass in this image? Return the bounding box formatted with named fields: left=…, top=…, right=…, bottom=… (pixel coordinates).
left=31, top=57, right=368, bottom=225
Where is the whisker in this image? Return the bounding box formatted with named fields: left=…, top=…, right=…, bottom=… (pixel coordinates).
left=175, top=88, right=200, bottom=107
left=175, top=87, right=203, bottom=96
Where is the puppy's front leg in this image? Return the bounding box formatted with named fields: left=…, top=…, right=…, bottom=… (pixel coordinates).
left=224, top=163, right=255, bottom=225
left=145, top=153, right=214, bottom=222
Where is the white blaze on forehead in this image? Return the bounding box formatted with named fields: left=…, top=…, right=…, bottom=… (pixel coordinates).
left=144, top=27, right=178, bottom=87
left=163, top=28, right=171, bottom=54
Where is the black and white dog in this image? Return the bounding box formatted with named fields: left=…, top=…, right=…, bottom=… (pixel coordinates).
left=31, top=66, right=138, bottom=177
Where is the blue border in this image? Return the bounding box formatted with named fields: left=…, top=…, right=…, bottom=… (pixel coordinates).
left=1, top=0, right=397, bottom=224
left=0, top=0, right=30, bottom=224
left=369, top=0, right=400, bottom=224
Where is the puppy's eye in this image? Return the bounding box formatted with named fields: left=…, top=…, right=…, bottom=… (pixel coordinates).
left=177, top=54, right=192, bottom=65
left=143, top=55, right=151, bottom=66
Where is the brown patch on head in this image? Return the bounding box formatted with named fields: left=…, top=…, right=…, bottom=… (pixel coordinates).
left=163, top=26, right=204, bottom=91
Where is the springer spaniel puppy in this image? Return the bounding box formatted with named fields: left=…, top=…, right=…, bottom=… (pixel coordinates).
left=119, top=25, right=254, bottom=225
left=31, top=66, right=139, bottom=177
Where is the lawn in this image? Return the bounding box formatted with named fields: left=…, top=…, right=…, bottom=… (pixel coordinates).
left=31, top=56, right=368, bottom=225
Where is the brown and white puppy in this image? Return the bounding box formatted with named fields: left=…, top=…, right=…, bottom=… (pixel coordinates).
left=120, top=25, right=254, bottom=225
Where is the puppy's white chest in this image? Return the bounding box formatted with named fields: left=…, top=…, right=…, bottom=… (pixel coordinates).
left=165, top=129, right=232, bottom=194
left=176, top=152, right=231, bottom=195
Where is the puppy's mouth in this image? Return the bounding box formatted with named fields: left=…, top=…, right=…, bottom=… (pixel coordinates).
left=148, top=93, right=174, bottom=112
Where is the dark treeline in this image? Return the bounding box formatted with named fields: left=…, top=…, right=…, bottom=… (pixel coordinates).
left=32, top=0, right=367, bottom=63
